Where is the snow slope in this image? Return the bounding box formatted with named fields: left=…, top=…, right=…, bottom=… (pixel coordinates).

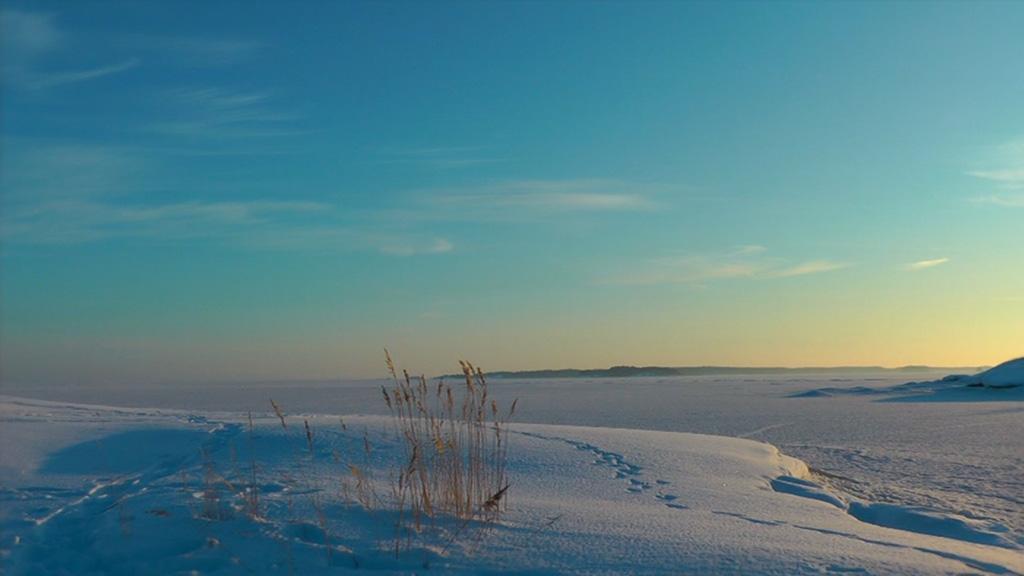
left=962, top=357, right=1024, bottom=389
left=790, top=358, right=1024, bottom=400
left=1, top=396, right=1020, bottom=575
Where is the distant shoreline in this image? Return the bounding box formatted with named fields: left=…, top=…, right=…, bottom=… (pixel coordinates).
left=446, top=365, right=986, bottom=380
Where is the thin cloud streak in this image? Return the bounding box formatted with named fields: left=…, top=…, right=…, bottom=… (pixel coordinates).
left=1, top=9, right=139, bottom=90
left=170, top=87, right=272, bottom=110
left=430, top=179, right=657, bottom=213
left=967, top=169, right=1024, bottom=184
left=26, top=58, right=141, bottom=89
left=967, top=137, right=1024, bottom=191
left=606, top=247, right=849, bottom=286
left=0, top=142, right=147, bottom=203
left=971, top=194, right=1024, bottom=207
left=2, top=198, right=455, bottom=258
left=768, top=260, right=849, bottom=278
left=735, top=244, right=768, bottom=255
left=1, top=200, right=330, bottom=244
left=907, top=257, right=950, bottom=271
left=440, top=192, right=650, bottom=210
left=371, top=146, right=505, bottom=169
left=236, top=225, right=454, bottom=257
left=147, top=86, right=305, bottom=139
left=378, top=237, right=454, bottom=256
left=120, top=34, right=261, bottom=66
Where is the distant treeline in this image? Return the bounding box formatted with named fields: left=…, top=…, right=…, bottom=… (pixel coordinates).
left=442, top=365, right=984, bottom=380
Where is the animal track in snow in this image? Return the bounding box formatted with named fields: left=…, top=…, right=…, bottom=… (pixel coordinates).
left=517, top=431, right=683, bottom=504
left=563, top=438, right=651, bottom=493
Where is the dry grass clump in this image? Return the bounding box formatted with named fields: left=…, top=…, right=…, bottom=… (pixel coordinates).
left=382, top=351, right=516, bottom=542
left=185, top=352, right=517, bottom=563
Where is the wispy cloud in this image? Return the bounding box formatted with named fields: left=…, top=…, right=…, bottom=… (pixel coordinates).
left=2, top=193, right=455, bottom=258
left=119, top=34, right=261, bottom=66
left=26, top=58, right=140, bottom=89
left=234, top=225, right=454, bottom=257
left=606, top=246, right=849, bottom=286
left=428, top=179, right=656, bottom=216
left=171, top=87, right=272, bottom=110
left=967, top=137, right=1024, bottom=197
left=971, top=194, right=1024, bottom=208
left=907, top=257, right=950, bottom=271
left=1, top=9, right=139, bottom=89
left=0, top=142, right=146, bottom=203
left=1, top=138, right=457, bottom=257
left=735, top=244, right=767, bottom=255
left=1, top=200, right=329, bottom=244
left=372, top=146, right=504, bottom=169
left=148, top=86, right=305, bottom=139
left=377, top=237, right=454, bottom=256
left=506, top=192, right=649, bottom=210
left=768, top=260, right=849, bottom=278
left=967, top=169, right=1024, bottom=185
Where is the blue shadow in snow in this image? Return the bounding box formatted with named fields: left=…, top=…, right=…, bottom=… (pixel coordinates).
left=39, top=429, right=209, bottom=475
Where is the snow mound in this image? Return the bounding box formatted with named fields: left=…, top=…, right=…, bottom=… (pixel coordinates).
left=788, top=386, right=890, bottom=398
left=790, top=358, right=1024, bottom=401
left=964, top=357, right=1024, bottom=389
left=770, top=475, right=846, bottom=508
left=767, top=474, right=1019, bottom=551
left=847, top=502, right=1016, bottom=549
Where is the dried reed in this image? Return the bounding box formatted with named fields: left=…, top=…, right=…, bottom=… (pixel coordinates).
left=380, top=350, right=517, bottom=549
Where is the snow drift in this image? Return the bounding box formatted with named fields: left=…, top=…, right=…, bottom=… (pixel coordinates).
left=953, top=356, right=1024, bottom=388
left=790, top=356, right=1024, bottom=401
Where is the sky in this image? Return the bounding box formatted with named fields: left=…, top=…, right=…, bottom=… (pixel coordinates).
left=1, top=1, right=1022, bottom=385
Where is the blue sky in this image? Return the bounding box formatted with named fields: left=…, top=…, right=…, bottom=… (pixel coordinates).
left=2, top=1, right=1023, bottom=384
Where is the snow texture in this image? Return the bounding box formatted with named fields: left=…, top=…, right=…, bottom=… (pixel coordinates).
left=1, top=390, right=1021, bottom=575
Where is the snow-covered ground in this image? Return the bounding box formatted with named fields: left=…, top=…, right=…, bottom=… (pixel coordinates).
left=947, top=357, right=1024, bottom=389
left=1, top=367, right=1021, bottom=574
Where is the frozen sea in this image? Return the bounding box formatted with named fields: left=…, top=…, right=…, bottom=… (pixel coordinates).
left=5, top=369, right=1021, bottom=541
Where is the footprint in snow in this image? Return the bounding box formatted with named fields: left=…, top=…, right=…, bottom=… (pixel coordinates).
left=626, top=479, right=653, bottom=493
left=520, top=431, right=656, bottom=496
left=657, top=493, right=687, bottom=509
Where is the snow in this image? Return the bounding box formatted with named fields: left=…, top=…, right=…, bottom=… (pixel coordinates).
left=1, top=390, right=1021, bottom=575
left=916, top=357, right=1023, bottom=390
left=967, top=357, right=1024, bottom=389
left=846, top=502, right=1016, bottom=548
left=789, top=359, right=1024, bottom=399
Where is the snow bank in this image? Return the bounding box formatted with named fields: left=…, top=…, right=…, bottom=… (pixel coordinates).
left=964, top=357, right=1024, bottom=388
left=790, top=357, right=1024, bottom=401
left=846, top=502, right=1015, bottom=548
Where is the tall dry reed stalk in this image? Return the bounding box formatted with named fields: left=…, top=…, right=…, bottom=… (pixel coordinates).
left=239, top=353, right=516, bottom=559
left=381, top=350, right=517, bottom=547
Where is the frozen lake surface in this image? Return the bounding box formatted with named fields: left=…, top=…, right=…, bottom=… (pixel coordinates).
left=5, top=370, right=1021, bottom=543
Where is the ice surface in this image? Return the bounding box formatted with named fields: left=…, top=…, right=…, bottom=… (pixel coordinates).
left=1, top=390, right=1021, bottom=575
